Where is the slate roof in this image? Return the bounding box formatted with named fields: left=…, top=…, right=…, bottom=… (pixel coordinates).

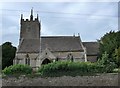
left=17, top=36, right=84, bottom=53
left=83, top=42, right=99, bottom=55
left=17, top=39, right=40, bottom=53
left=17, top=36, right=99, bottom=56
left=41, top=36, right=84, bottom=52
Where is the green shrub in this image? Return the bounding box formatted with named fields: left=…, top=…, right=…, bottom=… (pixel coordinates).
left=97, top=52, right=117, bottom=73
left=113, top=68, right=120, bottom=73
left=38, top=61, right=105, bottom=77
left=2, top=64, right=32, bottom=75
left=103, top=62, right=117, bottom=73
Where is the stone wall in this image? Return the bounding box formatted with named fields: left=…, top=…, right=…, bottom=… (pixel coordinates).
left=14, top=51, right=87, bottom=71
left=53, top=51, right=85, bottom=60
left=87, top=55, right=98, bottom=62
left=2, top=73, right=118, bottom=86
left=14, top=53, right=38, bottom=68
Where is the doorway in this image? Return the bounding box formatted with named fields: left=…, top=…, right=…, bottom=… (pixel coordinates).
left=41, top=58, right=51, bottom=65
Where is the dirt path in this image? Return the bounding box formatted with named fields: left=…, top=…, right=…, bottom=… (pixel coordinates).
left=2, top=73, right=118, bottom=86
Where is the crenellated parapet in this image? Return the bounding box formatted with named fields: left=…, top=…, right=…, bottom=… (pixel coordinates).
left=20, top=9, right=39, bottom=24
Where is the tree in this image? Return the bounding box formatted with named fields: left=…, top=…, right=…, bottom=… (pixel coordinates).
left=98, top=30, right=120, bottom=67
left=98, top=52, right=110, bottom=65
left=1, top=42, right=16, bottom=70
left=97, top=52, right=116, bottom=72
left=113, top=47, right=120, bottom=67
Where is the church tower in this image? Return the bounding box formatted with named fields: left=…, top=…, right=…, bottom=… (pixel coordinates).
left=20, top=9, right=41, bottom=42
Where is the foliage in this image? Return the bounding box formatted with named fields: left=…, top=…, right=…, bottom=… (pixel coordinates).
left=113, top=47, right=120, bottom=67
left=1, top=42, right=16, bottom=70
left=97, top=52, right=117, bottom=73
left=2, top=64, right=32, bottom=75
left=0, top=46, right=1, bottom=71
left=98, top=31, right=120, bottom=67
left=97, top=52, right=110, bottom=65
left=113, top=68, right=120, bottom=73
left=38, top=61, right=107, bottom=77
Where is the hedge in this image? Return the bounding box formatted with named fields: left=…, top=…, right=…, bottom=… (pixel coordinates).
left=2, top=64, right=32, bottom=75
left=38, top=61, right=110, bottom=77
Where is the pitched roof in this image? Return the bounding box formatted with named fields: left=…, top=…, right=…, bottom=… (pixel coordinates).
left=17, top=36, right=84, bottom=53
left=41, top=36, right=84, bottom=52
left=17, top=39, right=40, bottom=53
left=82, top=42, right=99, bottom=55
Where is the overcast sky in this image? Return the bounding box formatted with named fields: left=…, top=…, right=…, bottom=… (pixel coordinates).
left=0, top=1, right=119, bottom=47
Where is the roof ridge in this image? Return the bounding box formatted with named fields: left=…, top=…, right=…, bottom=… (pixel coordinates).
left=41, top=36, right=79, bottom=38
left=82, top=41, right=98, bottom=43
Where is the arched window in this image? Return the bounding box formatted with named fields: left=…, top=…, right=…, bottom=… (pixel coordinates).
left=71, top=55, right=73, bottom=62
left=56, top=56, right=59, bottom=61
left=67, top=53, right=74, bottom=62
left=25, top=58, right=28, bottom=65
left=28, top=58, right=30, bottom=65
left=25, top=54, right=30, bottom=65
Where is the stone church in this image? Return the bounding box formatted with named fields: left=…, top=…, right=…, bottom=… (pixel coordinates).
left=13, top=9, right=99, bottom=70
